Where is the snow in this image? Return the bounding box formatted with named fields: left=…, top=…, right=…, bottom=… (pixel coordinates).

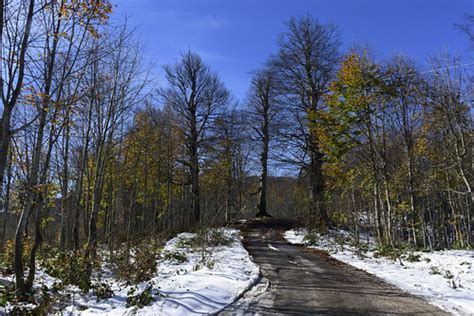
left=268, top=243, right=280, bottom=252
left=284, top=228, right=474, bottom=315
left=1, top=228, right=260, bottom=315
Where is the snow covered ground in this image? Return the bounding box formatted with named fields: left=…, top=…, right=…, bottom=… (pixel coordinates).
left=1, top=228, right=260, bottom=315
left=285, top=228, right=474, bottom=315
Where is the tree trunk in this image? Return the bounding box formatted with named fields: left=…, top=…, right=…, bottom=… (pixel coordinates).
left=14, top=108, right=47, bottom=296
left=190, top=109, right=200, bottom=224
left=256, top=104, right=270, bottom=217
left=0, top=153, right=12, bottom=249
left=308, top=147, right=328, bottom=229
left=60, top=112, right=70, bottom=251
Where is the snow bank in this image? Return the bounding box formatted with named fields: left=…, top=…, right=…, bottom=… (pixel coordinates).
left=1, top=228, right=259, bottom=315
left=285, top=229, right=474, bottom=315
left=64, top=228, right=259, bottom=315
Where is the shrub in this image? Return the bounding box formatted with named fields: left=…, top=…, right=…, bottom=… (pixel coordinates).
left=444, top=270, right=454, bottom=280
left=126, top=283, right=157, bottom=308
left=404, top=253, right=421, bottom=263
left=334, top=235, right=346, bottom=251
left=0, top=284, right=13, bottom=308
left=92, top=282, right=114, bottom=301
left=374, top=245, right=402, bottom=261
left=0, top=239, right=33, bottom=275
left=176, top=228, right=233, bottom=250
left=1, top=284, right=55, bottom=315
left=355, top=242, right=369, bottom=253
left=175, top=237, right=193, bottom=249
left=110, top=238, right=161, bottom=284
left=303, top=231, right=320, bottom=245
left=429, top=265, right=441, bottom=275
left=330, top=211, right=348, bottom=226
left=38, top=248, right=92, bottom=292
left=206, top=260, right=215, bottom=269
left=163, top=251, right=187, bottom=263
left=206, top=229, right=233, bottom=247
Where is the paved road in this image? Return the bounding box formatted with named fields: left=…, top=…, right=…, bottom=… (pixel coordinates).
left=221, top=219, right=448, bottom=316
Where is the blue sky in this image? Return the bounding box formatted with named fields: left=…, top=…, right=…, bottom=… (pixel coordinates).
left=112, top=0, right=473, bottom=101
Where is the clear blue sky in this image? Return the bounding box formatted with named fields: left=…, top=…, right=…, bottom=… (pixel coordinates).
left=112, top=0, right=473, bottom=101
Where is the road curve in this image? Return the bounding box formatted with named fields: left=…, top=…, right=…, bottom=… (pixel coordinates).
left=221, top=219, right=448, bottom=316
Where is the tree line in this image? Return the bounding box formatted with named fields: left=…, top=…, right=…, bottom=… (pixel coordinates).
left=0, top=1, right=471, bottom=299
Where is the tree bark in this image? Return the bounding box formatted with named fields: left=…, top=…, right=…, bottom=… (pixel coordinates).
left=256, top=96, right=270, bottom=218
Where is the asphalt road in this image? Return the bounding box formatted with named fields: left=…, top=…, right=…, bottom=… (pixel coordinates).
left=221, top=219, right=448, bottom=316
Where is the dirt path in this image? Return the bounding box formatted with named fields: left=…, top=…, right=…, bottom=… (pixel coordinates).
left=221, top=219, right=448, bottom=315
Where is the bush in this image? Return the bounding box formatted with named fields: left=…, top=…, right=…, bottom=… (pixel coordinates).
left=0, top=239, right=33, bottom=275
left=38, top=248, right=92, bottom=292
left=110, top=238, right=161, bottom=284
left=176, top=228, right=233, bottom=250
left=330, top=211, right=348, bottom=226
left=355, top=242, right=369, bottom=253
left=429, top=265, right=441, bottom=275
left=404, top=253, right=421, bottom=263
left=92, top=282, right=114, bottom=301
left=1, top=284, right=55, bottom=315
left=444, top=269, right=454, bottom=280
left=334, top=235, right=347, bottom=251
left=303, top=231, right=320, bottom=245
left=374, top=245, right=402, bottom=261
left=163, top=251, right=187, bottom=263
left=0, top=284, right=14, bottom=308
left=206, top=259, right=215, bottom=269
left=174, top=228, right=232, bottom=269
left=206, top=229, right=233, bottom=247
left=126, top=283, right=156, bottom=308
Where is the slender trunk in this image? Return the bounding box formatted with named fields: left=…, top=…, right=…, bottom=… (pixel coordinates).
left=256, top=104, right=270, bottom=217
left=0, top=108, right=12, bottom=198
left=366, top=111, right=383, bottom=244
left=351, top=188, right=360, bottom=246
left=0, top=153, right=12, bottom=249
left=25, top=202, right=42, bottom=289
left=60, top=113, right=70, bottom=251
left=72, top=101, right=93, bottom=250
left=190, top=111, right=200, bottom=224
left=14, top=108, right=47, bottom=296
left=308, top=148, right=327, bottom=229
left=26, top=111, right=57, bottom=289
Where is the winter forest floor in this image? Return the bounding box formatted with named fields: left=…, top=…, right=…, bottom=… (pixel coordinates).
left=1, top=229, right=260, bottom=315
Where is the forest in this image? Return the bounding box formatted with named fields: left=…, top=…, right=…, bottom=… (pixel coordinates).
left=0, top=0, right=472, bottom=314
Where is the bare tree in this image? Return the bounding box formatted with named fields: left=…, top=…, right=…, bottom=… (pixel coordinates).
left=161, top=51, right=229, bottom=224
left=13, top=0, right=113, bottom=295
left=0, top=0, right=36, bottom=209
left=427, top=53, right=472, bottom=246
left=82, top=26, right=149, bottom=274
left=272, top=15, right=340, bottom=228
left=247, top=67, right=281, bottom=217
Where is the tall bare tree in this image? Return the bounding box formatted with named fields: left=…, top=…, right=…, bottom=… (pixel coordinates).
left=161, top=51, right=229, bottom=224
left=272, top=15, right=340, bottom=228
left=0, top=0, right=36, bottom=208
left=247, top=68, right=281, bottom=217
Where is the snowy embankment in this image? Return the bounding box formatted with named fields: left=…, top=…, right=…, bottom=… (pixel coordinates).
left=1, top=228, right=259, bottom=315
left=285, top=229, right=474, bottom=315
